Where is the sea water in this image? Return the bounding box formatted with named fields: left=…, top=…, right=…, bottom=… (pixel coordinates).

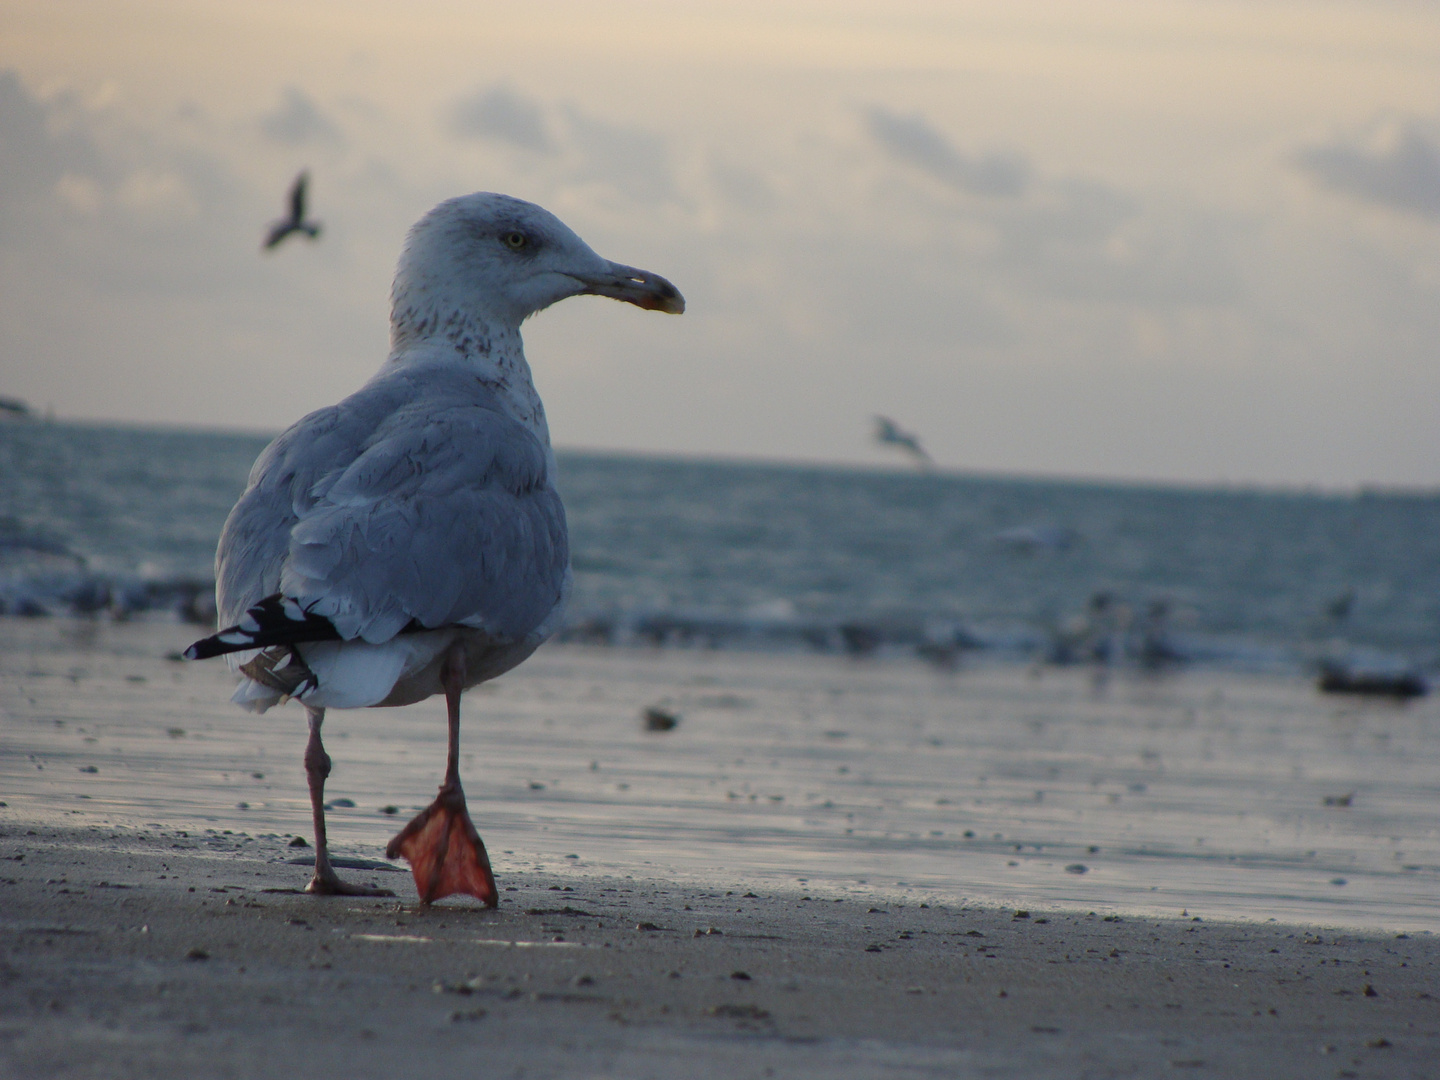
left=3, top=420, right=1438, bottom=674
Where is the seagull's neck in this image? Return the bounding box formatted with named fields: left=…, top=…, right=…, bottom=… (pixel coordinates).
left=385, top=300, right=551, bottom=449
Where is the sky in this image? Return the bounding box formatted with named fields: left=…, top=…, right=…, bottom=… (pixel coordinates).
left=2, top=0, right=1438, bottom=488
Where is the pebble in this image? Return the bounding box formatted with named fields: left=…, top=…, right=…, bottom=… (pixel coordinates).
left=708, top=1004, right=768, bottom=1020
left=643, top=706, right=679, bottom=732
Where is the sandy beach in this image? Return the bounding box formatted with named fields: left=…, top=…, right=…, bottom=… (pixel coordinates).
left=2, top=618, right=1438, bottom=1077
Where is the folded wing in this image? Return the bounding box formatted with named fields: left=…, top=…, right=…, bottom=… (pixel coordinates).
left=214, top=368, right=568, bottom=651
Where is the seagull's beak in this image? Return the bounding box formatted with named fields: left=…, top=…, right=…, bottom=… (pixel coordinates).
left=577, top=262, right=685, bottom=314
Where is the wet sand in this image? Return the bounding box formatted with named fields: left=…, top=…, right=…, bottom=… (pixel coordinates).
left=2, top=618, right=1438, bottom=1077
left=2, top=823, right=1436, bottom=1079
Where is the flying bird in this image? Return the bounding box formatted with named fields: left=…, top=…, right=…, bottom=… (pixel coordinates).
left=873, top=415, right=931, bottom=464
left=188, top=192, right=684, bottom=902
left=263, top=170, right=322, bottom=250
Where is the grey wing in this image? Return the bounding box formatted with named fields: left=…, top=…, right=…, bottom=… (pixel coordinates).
left=277, top=400, right=568, bottom=645
left=215, top=381, right=412, bottom=625
left=215, top=477, right=294, bottom=626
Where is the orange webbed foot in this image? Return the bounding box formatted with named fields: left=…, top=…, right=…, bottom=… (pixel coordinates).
left=385, top=782, right=497, bottom=907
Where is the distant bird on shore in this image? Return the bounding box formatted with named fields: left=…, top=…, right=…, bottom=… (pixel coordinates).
left=873, top=415, right=931, bottom=465
left=263, top=171, right=322, bottom=250
left=188, top=192, right=683, bottom=903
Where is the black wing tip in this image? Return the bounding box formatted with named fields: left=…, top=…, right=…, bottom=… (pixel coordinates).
left=186, top=594, right=342, bottom=660
left=183, top=634, right=240, bottom=660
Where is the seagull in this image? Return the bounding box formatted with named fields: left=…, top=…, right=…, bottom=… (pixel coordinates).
left=873, top=415, right=931, bottom=464
left=263, top=171, right=322, bottom=250
left=188, top=192, right=683, bottom=902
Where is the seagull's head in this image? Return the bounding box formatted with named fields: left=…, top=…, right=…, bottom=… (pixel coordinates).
left=393, top=192, right=683, bottom=339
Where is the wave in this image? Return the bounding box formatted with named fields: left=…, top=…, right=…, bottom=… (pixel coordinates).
left=3, top=560, right=1425, bottom=693
left=0, top=565, right=215, bottom=623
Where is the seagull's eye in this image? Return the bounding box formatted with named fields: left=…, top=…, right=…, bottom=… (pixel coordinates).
left=503, top=231, right=529, bottom=250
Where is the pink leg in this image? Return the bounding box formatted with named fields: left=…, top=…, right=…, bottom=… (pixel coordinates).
left=303, top=706, right=393, bottom=897
left=385, top=644, right=498, bottom=906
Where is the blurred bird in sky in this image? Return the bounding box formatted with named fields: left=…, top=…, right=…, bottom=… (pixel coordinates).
left=873, top=415, right=931, bottom=465
left=263, top=171, right=322, bottom=251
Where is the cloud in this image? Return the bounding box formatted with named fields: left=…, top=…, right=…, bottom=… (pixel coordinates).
left=852, top=114, right=1238, bottom=309
left=863, top=106, right=1029, bottom=198
left=259, top=86, right=341, bottom=146
left=707, top=159, right=774, bottom=212
left=561, top=106, right=674, bottom=204
left=444, top=84, right=678, bottom=204
left=985, top=180, right=1239, bottom=307
left=0, top=69, right=250, bottom=294
left=1294, top=118, right=1440, bottom=218
left=0, top=70, right=101, bottom=210
left=447, top=84, right=553, bottom=153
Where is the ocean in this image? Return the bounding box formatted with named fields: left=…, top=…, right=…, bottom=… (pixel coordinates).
left=2, top=419, right=1438, bottom=676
